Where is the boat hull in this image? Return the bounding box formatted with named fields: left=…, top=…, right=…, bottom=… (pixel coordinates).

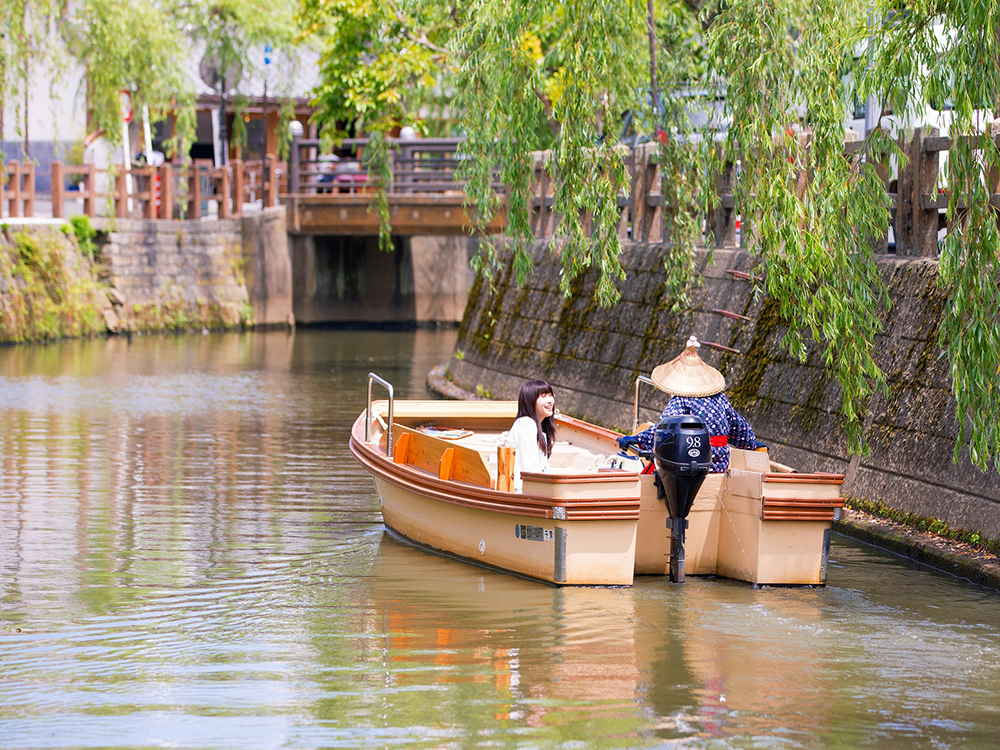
left=350, top=398, right=843, bottom=587
left=372, top=475, right=637, bottom=586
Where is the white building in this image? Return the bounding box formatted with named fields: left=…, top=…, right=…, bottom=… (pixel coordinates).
left=2, top=36, right=320, bottom=194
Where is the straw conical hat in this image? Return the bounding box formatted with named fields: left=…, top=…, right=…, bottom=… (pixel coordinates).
left=650, top=336, right=726, bottom=397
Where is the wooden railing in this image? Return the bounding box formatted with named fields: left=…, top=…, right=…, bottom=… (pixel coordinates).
left=104, top=156, right=282, bottom=220
left=526, top=127, right=1000, bottom=257
left=3, top=127, right=998, bottom=253
left=2, top=160, right=36, bottom=218
left=1, top=156, right=283, bottom=222
left=286, top=136, right=470, bottom=196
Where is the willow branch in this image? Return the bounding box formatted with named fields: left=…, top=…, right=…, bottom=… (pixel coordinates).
left=384, top=0, right=450, bottom=55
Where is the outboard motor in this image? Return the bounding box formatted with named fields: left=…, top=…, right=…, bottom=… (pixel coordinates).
left=653, top=415, right=711, bottom=582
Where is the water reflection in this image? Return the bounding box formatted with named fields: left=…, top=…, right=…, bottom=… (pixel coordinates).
left=1, top=329, right=1000, bottom=749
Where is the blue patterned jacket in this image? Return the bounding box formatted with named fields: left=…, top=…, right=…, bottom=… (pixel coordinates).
left=634, top=393, right=756, bottom=472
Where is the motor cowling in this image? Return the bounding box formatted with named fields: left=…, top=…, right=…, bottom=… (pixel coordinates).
left=652, top=414, right=711, bottom=520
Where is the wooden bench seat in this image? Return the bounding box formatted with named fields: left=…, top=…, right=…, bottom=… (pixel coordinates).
left=385, top=424, right=495, bottom=489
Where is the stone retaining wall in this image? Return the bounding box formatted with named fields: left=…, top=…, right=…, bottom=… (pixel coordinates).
left=95, top=216, right=250, bottom=331
left=447, top=243, right=1000, bottom=538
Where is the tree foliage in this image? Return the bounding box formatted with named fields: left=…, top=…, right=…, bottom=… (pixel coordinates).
left=853, top=0, right=1000, bottom=470
left=0, top=1, right=302, bottom=163
left=66, top=0, right=196, bottom=156
left=298, top=0, right=463, bottom=249
left=706, top=0, right=892, bottom=451
left=0, top=0, right=66, bottom=154
left=308, top=0, right=1000, bottom=471
left=457, top=0, right=645, bottom=305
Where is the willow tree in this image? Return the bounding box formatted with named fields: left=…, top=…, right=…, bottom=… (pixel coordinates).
left=63, top=0, right=300, bottom=162
left=175, top=0, right=300, bottom=159
left=307, top=0, right=1000, bottom=472
left=298, top=0, right=575, bottom=249
left=852, top=1, right=1000, bottom=470
left=65, top=0, right=196, bottom=158
left=0, top=0, right=66, bottom=158
left=297, top=0, right=464, bottom=248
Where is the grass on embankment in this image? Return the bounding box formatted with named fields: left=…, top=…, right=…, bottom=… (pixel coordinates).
left=0, top=224, right=107, bottom=344
left=844, top=496, right=1000, bottom=557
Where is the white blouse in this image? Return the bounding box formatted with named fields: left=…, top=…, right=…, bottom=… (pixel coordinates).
left=504, top=416, right=550, bottom=492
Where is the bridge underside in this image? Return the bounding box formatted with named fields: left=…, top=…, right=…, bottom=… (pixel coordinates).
left=289, top=233, right=476, bottom=327
left=280, top=194, right=506, bottom=236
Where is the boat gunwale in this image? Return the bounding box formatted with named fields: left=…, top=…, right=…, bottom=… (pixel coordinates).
left=350, top=414, right=641, bottom=521
left=519, top=470, right=642, bottom=484
left=763, top=474, right=845, bottom=484
left=351, top=438, right=640, bottom=520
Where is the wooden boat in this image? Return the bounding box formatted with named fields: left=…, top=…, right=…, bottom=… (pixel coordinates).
left=349, top=373, right=845, bottom=587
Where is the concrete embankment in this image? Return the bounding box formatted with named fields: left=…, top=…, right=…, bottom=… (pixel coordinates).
left=0, top=207, right=293, bottom=343
left=442, top=242, right=1000, bottom=545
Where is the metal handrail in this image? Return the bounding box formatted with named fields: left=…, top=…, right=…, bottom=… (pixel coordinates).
left=366, top=373, right=395, bottom=456
left=633, top=375, right=656, bottom=434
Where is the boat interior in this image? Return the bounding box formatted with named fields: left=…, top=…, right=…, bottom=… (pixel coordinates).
left=367, top=399, right=641, bottom=490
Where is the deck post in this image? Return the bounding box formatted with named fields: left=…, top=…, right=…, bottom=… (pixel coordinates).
left=115, top=166, right=128, bottom=218
left=143, top=167, right=156, bottom=219
left=51, top=161, right=65, bottom=218
left=188, top=164, right=201, bottom=219
left=7, top=161, right=21, bottom=217
left=288, top=137, right=301, bottom=194
left=911, top=126, right=942, bottom=258
left=216, top=167, right=230, bottom=219
left=22, top=161, right=35, bottom=217
left=83, top=164, right=95, bottom=218
left=264, top=154, right=277, bottom=207
left=713, top=162, right=737, bottom=248
left=159, top=164, right=173, bottom=220
left=231, top=159, right=243, bottom=217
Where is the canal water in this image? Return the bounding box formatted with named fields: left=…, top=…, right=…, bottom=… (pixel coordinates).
left=1, top=329, right=999, bottom=749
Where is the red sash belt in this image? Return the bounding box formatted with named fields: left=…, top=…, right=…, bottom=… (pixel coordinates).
left=710, top=435, right=728, bottom=447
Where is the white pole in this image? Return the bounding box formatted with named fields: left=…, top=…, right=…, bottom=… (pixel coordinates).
left=864, top=4, right=879, bottom=136
left=211, top=109, right=222, bottom=167
left=121, top=119, right=133, bottom=213
left=142, top=104, right=153, bottom=156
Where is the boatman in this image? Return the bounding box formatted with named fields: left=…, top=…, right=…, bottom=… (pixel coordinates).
left=617, top=336, right=758, bottom=473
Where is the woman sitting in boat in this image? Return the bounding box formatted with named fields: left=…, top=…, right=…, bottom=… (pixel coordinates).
left=505, top=379, right=556, bottom=492
left=618, top=336, right=757, bottom=473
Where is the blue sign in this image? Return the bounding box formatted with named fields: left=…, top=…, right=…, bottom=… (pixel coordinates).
left=264, top=44, right=273, bottom=66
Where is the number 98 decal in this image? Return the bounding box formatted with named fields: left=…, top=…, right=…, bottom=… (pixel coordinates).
left=686, top=435, right=704, bottom=459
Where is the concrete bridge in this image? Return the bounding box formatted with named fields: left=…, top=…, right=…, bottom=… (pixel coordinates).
left=277, top=137, right=503, bottom=326
left=280, top=137, right=505, bottom=236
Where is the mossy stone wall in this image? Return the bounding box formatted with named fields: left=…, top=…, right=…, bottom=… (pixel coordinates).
left=448, top=243, right=1000, bottom=537
left=0, top=227, right=109, bottom=343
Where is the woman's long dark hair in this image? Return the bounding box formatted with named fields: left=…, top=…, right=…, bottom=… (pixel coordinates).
left=516, top=380, right=556, bottom=458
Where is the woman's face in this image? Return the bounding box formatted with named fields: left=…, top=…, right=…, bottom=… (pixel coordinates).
left=535, top=391, right=555, bottom=419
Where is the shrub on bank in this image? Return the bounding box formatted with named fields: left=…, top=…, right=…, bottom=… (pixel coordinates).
left=0, top=228, right=106, bottom=343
